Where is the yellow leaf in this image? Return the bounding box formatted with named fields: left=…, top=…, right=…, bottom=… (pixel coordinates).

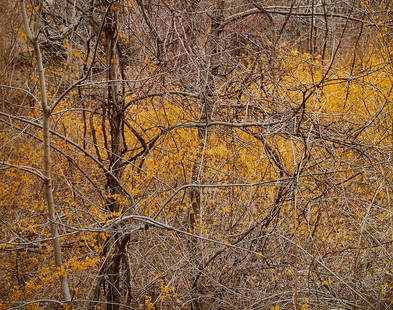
left=255, top=252, right=262, bottom=258
left=321, top=279, right=333, bottom=286
left=284, top=269, right=292, bottom=276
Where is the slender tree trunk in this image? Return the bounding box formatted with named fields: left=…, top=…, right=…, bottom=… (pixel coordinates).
left=189, top=1, right=225, bottom=309
left=19, top=0, right=71, bottom=302
left=89, top=5, right=130, bottom=309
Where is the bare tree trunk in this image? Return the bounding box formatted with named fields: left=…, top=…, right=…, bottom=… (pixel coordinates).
left=89, top=4, right=130, bottom=309
left=19, top=0, right=71, bottom=302
left=189, top=1, right=225, bottom=309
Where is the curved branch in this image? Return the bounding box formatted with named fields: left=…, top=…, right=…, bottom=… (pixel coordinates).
left=0, top=161, right=47, bottom=180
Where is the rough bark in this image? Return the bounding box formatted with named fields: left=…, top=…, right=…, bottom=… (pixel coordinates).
left=88, top=4, right=131, bottom=310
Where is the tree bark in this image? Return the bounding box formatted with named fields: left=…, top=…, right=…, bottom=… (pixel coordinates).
left=19, top=0, right=71, bottom=303
left=88, top=4, right=130, bottom=309
left=189, top=1, right=225, bottom=309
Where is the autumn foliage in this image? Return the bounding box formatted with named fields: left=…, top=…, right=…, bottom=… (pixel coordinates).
left=2, top=1, right=393, bottom=309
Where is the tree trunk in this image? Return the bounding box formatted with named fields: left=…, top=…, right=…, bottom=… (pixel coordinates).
left=189, top=1, right=225, bottom=309
left=19, top=0, right=71, bottom=302
left=96, top=5, right=130, bottom=310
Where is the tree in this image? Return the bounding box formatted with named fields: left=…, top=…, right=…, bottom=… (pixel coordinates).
left=2, top=0, right=393, bottom=309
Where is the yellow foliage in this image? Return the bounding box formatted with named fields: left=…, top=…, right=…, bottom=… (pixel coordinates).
left=284, top=269, right=292, bottom=276
left=321, top=279, right=333, bottom=286
left=4, top=3, right=393, bottom=307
